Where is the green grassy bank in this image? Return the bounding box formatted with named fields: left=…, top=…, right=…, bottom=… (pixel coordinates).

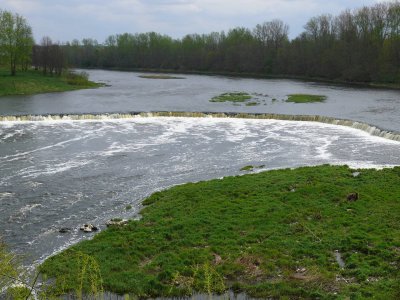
left=40, top=165, right=400, bottom=298
left=0, top=69, right=102, bottom=97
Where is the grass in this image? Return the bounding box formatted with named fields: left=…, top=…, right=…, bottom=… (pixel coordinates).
left=40, top=165, right=400, bottom=298
left=245, top=101, right=259, bottom=106
left=286, top=94, right=327, bottom=103
left=210, top=92, right=252, bottom=103
left=240, top=165, right=255, bottom=171
left=139, top=74, right=185, bottom=79
left=0, top=69, right=102, bottom=97
left=111, top=218, right=123, bottom=222
left=240, top=165, right=265, bottom=171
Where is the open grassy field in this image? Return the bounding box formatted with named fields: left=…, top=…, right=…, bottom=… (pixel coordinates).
left=40, top=165, right=400, bottom=299
left=0, top=69, right=101, bottom=97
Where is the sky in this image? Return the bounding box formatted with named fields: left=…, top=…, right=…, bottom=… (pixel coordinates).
left=0, top=0, right=392, bottom=43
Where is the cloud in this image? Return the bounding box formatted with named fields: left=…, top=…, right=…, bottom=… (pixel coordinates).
left=0, top=0, right=384, bottom=42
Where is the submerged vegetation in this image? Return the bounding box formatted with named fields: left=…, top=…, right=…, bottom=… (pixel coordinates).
left=40, top=165, right=400, bottom=298
left=210, top=92, right=252, bottom=103
left=240, top=165, right=265, bottom=171
left=139, top=74, right=185, bottom=79
left=245, top=101, right=259, bottom=106
left=0, top=69, right=101, bottom=97
left=240, top=165, right=255, bottom=171
left=210, top=92, right=327, bottom=106
left=286, top=94, right=327, bottom=103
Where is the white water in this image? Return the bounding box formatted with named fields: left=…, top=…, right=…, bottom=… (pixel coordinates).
left=0, top=117, right=399, bottom=268
left=0, top=111, right=399, bottom=141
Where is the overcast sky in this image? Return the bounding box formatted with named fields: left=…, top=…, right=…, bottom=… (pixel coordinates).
left=0, top=0, right=391, bottom=43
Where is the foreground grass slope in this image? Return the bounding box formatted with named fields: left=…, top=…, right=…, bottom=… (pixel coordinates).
left=41, top=165, right=400, bottom=298
left=0, top=69, right=101, bottom=96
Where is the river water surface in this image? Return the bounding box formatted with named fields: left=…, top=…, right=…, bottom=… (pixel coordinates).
left=0, top=70, right=400, bottom=268
left=0, top=70, right=399, bottom=131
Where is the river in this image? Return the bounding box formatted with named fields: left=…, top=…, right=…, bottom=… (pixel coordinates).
left=0, top=70, right=399, bottom=132
left=0, top=70, right=399, bottom=268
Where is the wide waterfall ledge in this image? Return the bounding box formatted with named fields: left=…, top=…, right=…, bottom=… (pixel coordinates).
left=0, top=111, right=399, bottom=142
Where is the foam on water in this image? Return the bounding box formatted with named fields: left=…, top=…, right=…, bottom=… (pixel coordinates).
left=0, top=111, right=399, bottom=141
left=19, top=160, right=93, bottom=178
left=0, top=115, right=399, bottom=270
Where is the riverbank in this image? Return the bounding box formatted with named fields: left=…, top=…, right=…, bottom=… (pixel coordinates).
left=0, top=69, right=102, bottom=97
left=88, top=67, right=400, bottom=90
left=40, top=165, right=400, bottom=299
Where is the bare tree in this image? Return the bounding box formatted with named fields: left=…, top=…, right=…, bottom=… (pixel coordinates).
left=31, top=37, right=65, bottom=76
left=40, top=36, right=52, bottom=75
left=253, top=19, right=289, bottom=49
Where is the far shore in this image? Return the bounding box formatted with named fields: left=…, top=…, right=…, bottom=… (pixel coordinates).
left=80, top=67, right=400, bottom=91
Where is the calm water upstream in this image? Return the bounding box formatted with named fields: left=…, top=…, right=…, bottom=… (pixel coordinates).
left=0, top=70, right=399, bottom=131
left=0, top=70, right=399, bottom=268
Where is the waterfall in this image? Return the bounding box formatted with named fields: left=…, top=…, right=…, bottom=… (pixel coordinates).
left=0, top=112, right=399, bottom=142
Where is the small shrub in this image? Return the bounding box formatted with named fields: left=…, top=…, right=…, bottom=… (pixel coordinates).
left=65, top=72, right=91, bottom=86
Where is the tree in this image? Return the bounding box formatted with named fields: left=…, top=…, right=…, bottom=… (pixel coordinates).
left=31, top=37, right=66, bottom=76
left=0, top=10, right=34, bottom=75
left=254, top=19, right=289, bottom=49
left=253, top=19, right=289, bottom=73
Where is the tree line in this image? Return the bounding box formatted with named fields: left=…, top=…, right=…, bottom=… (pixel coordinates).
left=63, top=1, right=400, bottom=84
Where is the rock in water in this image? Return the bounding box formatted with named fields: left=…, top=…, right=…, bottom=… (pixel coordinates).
left=80, top=224, right=98, bottom=233
left=59, top=228, right=71, bottom=233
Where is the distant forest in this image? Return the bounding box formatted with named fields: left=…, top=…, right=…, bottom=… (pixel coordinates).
left=57, top=2, right=400, bottom=83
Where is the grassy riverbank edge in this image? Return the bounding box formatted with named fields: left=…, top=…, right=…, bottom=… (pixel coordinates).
left=83, top=67, right=400, bottom=90
left=40, top=165, right=400, bottom=299
left=0, top=69, right=103, bottom=97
